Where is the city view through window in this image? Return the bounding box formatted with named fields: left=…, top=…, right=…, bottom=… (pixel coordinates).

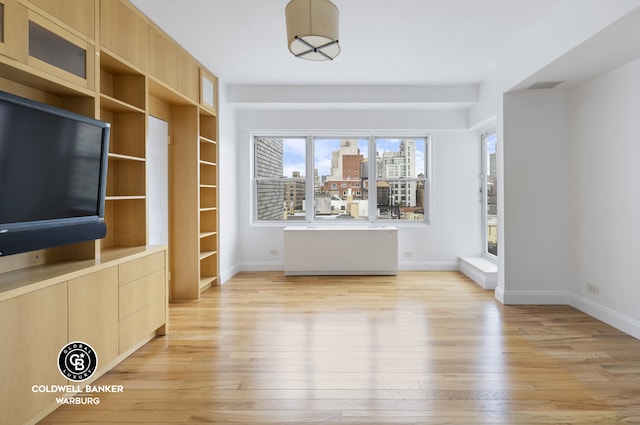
left=484, top=133, right=498, bottom=256
left=255, top=136, right=428, bottom=222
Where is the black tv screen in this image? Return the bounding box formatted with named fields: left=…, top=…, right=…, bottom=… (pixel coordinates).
left=0, top=90, right=110, bottom=256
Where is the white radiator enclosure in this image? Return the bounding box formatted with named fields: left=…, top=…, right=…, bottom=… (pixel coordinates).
left=283, top=226, right=398, bottom=276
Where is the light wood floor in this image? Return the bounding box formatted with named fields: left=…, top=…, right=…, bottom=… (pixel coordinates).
left=40, top=272, right=640, bottom=424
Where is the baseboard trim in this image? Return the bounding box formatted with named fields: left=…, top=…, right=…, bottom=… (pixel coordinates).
left=570, top=294, right=640, bottom=340
left=500, top=290, right=569, bottom=305
left=239, top=261, right=284, bottom=272
left=220, top=265, right=240, bottom=285
left=238, top=260, right=460, bottom=273
left=398, top=260, right=459, bottom=271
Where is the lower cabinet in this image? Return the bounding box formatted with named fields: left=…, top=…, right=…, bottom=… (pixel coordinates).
left=68, top=266, right=119, bottom=374
left=0, top=247, right=167, bottom=425
left=118, top=251, right=167, bottom=353
left=0, top=283, right=68, bottom=425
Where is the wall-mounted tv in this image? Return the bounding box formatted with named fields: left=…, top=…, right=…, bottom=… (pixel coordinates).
left=0, top=90, right=110, bottom=257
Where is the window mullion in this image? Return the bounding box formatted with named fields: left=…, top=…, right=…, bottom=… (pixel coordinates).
left=369, top=136, right=376, bottom=223
left=306, top=136, right=314, bottom=222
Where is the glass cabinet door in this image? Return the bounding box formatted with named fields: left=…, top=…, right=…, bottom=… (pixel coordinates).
left=25, top=11, right=94, bottom=90
left=29, top=20, right=86, bottom=79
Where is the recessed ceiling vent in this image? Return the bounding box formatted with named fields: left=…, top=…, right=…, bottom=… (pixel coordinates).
left=527, top=81, right=563, bottom=90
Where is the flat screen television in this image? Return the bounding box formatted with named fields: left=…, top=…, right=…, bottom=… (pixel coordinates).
left=0, top=90, right=110, bottom=257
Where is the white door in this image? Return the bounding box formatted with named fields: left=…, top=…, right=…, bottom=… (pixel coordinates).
left=147, top=116, right=169, bottom=245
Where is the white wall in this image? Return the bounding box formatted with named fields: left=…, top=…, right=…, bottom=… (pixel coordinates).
left=499, top=90, right=571, bottom=304
left=217, top=83, right=241, bottom=283
left=468, top=74, right=497, bottom=130
left=567, top=57, right=640, bottom=338
left=499, top=0, right=640, bottom=92
left=494, top=1, right=640, bottom=309
left=233, top=109, right=482, bottom=272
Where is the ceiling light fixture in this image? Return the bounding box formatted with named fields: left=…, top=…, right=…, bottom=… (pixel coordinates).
left=285, top=0, right=340, bottom=61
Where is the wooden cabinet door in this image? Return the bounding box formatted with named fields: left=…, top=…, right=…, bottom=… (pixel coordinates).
left=100, top=0, right=147, bottom=70
left=27, top=0, right=96, bottom=40
left=148, top=24, right=178, bottom=89
left=68, top=266, right=119, bottom=375
left=0, top=283, right=68, bottom=425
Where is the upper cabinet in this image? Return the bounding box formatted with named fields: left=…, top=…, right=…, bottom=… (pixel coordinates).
left=148, top=24, right=177, bottom=88
left=25, top=0, right=96, bottom=40
left=0, top=0, right=95, bottom=94
left=100, top=0, right=147, bottom=71
left=26, top=10, right=95, bottom=90
left=200, top=67, right=217, bottom=115
left=0, top=0, right=219, bottom=298
left=148, top=23, right=199, bottom=103
left=178, top=47, right=199, bottom=103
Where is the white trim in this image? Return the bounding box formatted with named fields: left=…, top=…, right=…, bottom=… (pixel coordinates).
left=219, top=265, right=240, bottom=285
left=494, top=286, right=505, bottom=304
left=238, top=260, right=460, bottom=273
left=239, top=261, right=284, bottom=272
left=398, top=260, right=459, bottom=271
left=500, top=290, right=569, bottom=305
left=570, top=294, right=640, bottom=340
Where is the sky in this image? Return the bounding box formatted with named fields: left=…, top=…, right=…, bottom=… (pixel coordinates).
left=486, top=133, right=497, bottom=154
left=283, top=138, right=426, bottom=178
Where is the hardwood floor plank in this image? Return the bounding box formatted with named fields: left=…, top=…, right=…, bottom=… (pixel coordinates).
left=38, top=271, right=640, bottom=424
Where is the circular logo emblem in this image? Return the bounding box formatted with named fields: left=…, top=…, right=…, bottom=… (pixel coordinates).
left=58, top=341, right=98, bottom=382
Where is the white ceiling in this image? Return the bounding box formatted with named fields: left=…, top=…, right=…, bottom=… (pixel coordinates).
left=130, top=0, right=563, bottom=86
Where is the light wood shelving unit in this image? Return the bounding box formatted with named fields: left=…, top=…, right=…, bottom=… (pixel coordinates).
left=0, top=1, right=219, bottom=423
left=199, top=109, right=219, bottom=291
left=99, top=48, right=148, bottom=255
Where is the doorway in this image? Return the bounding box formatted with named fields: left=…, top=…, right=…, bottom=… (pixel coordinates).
left=147, top=116, right=169, bottom=245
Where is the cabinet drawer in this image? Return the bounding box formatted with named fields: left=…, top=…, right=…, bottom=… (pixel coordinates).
left=119, top=269, right=164, bottom=319
left=119, top=251, right=164, bottom=284
left=119, top=296, right=164, bottom=354
left=68, top=266, right=119, bottom=372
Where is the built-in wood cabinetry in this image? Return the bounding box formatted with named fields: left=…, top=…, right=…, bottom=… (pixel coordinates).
left=68, top=266, right=119, bottom=375
left=99, top=49, right=148, bottom=254
left=100, top=0, right=147, bottom=72
left=118, top=251, right=167, bottom=353
left=0, top=0, right=218, bottom=423
left=199, top=110, right=219, bottom=291
left=26, top=0, right=96, bottom=40
left=0, top=283, right=67, bottom=425
left=0, top=247, right=167, bottom=425
left=0, top=1, right=7, bottom=54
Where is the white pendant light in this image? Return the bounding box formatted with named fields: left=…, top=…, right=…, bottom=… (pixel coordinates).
left=285, top=0, right=340, bottom=61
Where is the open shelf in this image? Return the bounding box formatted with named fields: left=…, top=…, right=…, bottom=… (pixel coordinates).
left=108, top=152, right=145, bottom=162
left=100, top=93, right=145, bottom=113
left=99, top=48, right=148, bottom=254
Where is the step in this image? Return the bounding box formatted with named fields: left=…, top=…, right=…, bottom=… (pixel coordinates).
left=459, top=257, right=497, bottom=290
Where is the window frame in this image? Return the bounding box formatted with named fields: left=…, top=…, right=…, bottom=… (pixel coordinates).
left=481, top=131, right=498, bottom=260
left=252, top=132, right=431, bottom=226
left=253, top=136, right=309, bottom=222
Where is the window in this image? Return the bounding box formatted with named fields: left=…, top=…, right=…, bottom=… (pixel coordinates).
left=482, top=132, right=498, bottom=257
left=254, top=135, right=429, bottom=223
left=254, top=137, right=306, bottom=221
left=375, top=138, right=427, bottom=221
